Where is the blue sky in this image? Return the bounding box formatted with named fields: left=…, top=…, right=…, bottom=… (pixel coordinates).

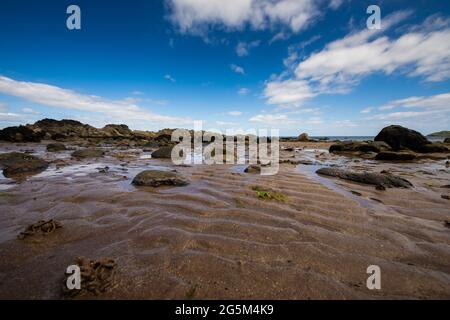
left=0, top=0, right=449, bottom=136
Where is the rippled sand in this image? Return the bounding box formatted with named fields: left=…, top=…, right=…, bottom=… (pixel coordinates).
left=0, top=142, right=449, bottom=299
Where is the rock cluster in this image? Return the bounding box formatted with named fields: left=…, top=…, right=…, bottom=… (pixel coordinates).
left=329, top=125, right=449, bottom=161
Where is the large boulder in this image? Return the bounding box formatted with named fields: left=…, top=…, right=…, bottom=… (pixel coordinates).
left=375, top=151, right=416, bottom=161
left=71, top=148, right=105, bottom=159
left=374, top=125, right=430, bottom=151
left=445, top=138, right=450, bottom=143
left=0, top=125, right=44, bottom=142
left=298, top=133, right=309, bottom=142
left=0, top=152, right=48, bottom=177
left=151, top=146, right=174, bottom=159
left=132, top=170, right=189, bottom=187
left=101, top=124, right=132, bottom=137
left=316, top=167, right=413, bottom=188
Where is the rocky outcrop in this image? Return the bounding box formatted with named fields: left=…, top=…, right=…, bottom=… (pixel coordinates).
left=0, top=125, right=44, bottom=142
left=71, top=148, right=105, bottom=159
left=101, top=124, right=133, bottom=137
left=0, top=152, right=48, bottom=177
left=132, top=170, right=189, bottom=187
left=375, top=151, right=416, bottom=161
left=374, top=125, right=430, bottom=151
left=5, top=118, right=153, bottom=142
left=445, top=138, right=450, bottom=143
left=316, top=167, right=413, bottom=188
left=31, top=118, right=101, bottom=140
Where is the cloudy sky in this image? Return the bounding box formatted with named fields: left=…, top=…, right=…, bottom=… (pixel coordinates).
left=0, top=0, right=449, bottom=136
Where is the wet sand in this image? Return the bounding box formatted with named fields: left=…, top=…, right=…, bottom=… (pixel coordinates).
left=0, top=141, right=450, bottom=299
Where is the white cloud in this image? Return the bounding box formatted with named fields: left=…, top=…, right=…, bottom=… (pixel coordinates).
left=249, top=113, right=289, bottom=124
left=238, top=87, right=250, bottom=96
left=360, top=107, right=373, bottom=114
left=215, top=120, right=236, bottom=126
left=166, top=0, right=337, bottom=34
left=0, top=112, right=22, bottom=121
left=365, top=92, right=450, bottom=128
left=329, top=0, right=343, bottom=10
left=264, top=79, right=316, bottom=106
left=236, top=40, right=260, bottom=57
left=264, top=12, right=450, bottom=108
left=0, top=76, right=190, bottom=127
left=230, top=64, right=245, bottom=75
left=228, top=111, right=243, bottom=116
left=21, top=107, right=40, bottom=114
left=164, top=74, right=176, bottom=82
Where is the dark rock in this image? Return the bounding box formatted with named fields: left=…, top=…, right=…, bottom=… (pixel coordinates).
left=151, top=146, right=174, bottom=159
left=71, top=148, right=104, bottom=159
left=0, top=152, right=48, bottom=177
left=46, top=143, right=66, bottom=152
left=329, top=141, right=385, bottom=154
left=374, top=125, right=430, bottom=151
left=0, top=125, right=44, bottom=142
left=316, top=167, right=413, bottom=188
left=132, top=170, right=189, bottom=187
left=298, top=133, right=309, bottom=142
left=32, top=118, right=103, bottom=140
left=375, top=151, right=416, bottom=161
left=244, top=165, right=261, bottom=173
left=101, top=124, right=132, bottom=137
left=416, top=143, right=449, bottom=153
left=376, top=185, right=386, bottom=191
left=442, top=195, right=450, bottom=200
left=445, top=138, right=450, bottom=143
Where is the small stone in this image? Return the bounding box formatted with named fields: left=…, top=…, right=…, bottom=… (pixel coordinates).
left=132, top=170, right=189, bottom=187
left=244, top=165, right=261, bottom=174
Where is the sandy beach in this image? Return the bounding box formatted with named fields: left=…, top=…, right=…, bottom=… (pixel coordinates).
left=1, top=139, right=449, bottom=299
